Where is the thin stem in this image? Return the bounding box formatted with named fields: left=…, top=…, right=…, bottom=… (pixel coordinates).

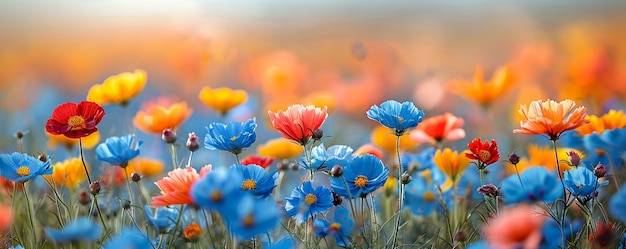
left=78, top=138, right=92, bottom=184
left=369, top=194, right=379, bottom=247
left=551, top=139, right=567, bottom=248
left=170, top=143, right=179, bottom=169
left=123, top=167, right=135, bottom=220
left=23, top=183, right=37, bottom=249
left=187, top=151, right=195, bottom=167
left=391, top=135, right=404, bottom=248
left=167, top=204, right=185, bottom=249
left=513, top=164, right=525, bottom=188
left=92, top=195, right=108, bottom=231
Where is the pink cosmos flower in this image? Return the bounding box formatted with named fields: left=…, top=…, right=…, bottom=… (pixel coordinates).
left=151, top=165, right=212, bottom=207
left=483, top=204, right=546, bottom=249
left=267, top=104, right=328, bottom=145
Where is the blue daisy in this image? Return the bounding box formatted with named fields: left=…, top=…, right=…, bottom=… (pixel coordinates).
left=500, top=166, right=563, bottom=204
left=285, top=181, right=334, bottom=223
left=330, top=154, right=389, bottom=198
left=0, top=152, right=52, bottom=183
left=45, top=217, right=102, bottom=244
left=226, top=195, right=279, bottom=239
left=191, top=167, right=246, bottom=212
left=582, top=128, right=626, bottom=168
left=204, top=118, right=257, bottom=155
left=228, top=163, right=277, bottom=198
left=143, top=205, right=177, bottom=233
left=302, top=143, right=354, bottom=172
left=400, top=147, right=437, bottom=173
left=95, top=134, right=142, bottom=166
left=366, top=100, right=424, bottom=136
left=563, top=166, right=608, bottom=197
left=313, top=207, right=354, bottom=247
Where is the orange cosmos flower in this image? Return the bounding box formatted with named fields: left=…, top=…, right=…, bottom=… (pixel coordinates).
left=576, top=109, right=626, bottom=136
left=125, top=157, right=164, bottom=178
left=514, top=99, right=589, bottom=141
left=483, top=204, right=546, bottom=249
left=86, top=69, right=147, bottom=106
left=46, top=130, right=100, bottom=150
left=133, top=98, right=193, bottom=134
left=465, top=138, right=500, bottom=168
left=151, top=165, right=212, bottom=207
left=198, top=86, right=248, bottom=115
left=433, top=148, right=470, bottom=183
left=257, top=138, right=304, bottom=160
left=46, top=101, right=105, bottom=139
left=46, top=157, right=89, bottom=190
left=267, top=104, right=328, bottom=145
left=409, top=112, right=465, bottom=145
left=371, top=125, right=419, bottom=155
left=448, top=65, right=516, bottom=107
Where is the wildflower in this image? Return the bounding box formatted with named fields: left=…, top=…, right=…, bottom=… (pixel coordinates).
left=409, top=112, right=465, bottom=144
left=590, top=221, right=615, bottom=248
left=46, top=131, right=100, bottom=150
left=500, top=167, right=563, bottom=204
left=78, top=191, right=91, bottom=205
left=576, top=109, right=626, bottom=136
left=95, top=134, right=142, bottom=167
left=405, top=168, right=452, bottom=216
left=198, top=86, right=248, bottom=115
left=226, top=195, right=279, bottom=239
left=313, top=207, right=354, bottom=247
left=330, top=165, right=343, bottom=177
left=594, top=163, right=607, bottom=178
left=0, top=152, right=52, bottom=183
left=186, top=132, right=200, bottom=152
left=566, top=150, right=581, bottom=167
left=184, top=223, right=202, bottom=242
left=133, top=98, right=192, bottom=134
left=513, top=99, right=588, bottom=141
left=563, top=167, right=608, bottom=197
left=267, top=104, right=328, bottom=145
left=161, top=128, right=177, bottom=144
left=433, top=148, right=471, bottom=183
left=257, top=138, right=304, bottom=160
left=506, top=144, right=580, bottom=175
left=401, top=147, right=437, bottom=174
left=330, top=154, right=389, bottom=198
left=124, top=157, right=164, bottom=178
left=582, top=127, right=626, bottom=168
left=103, top=227, right=152, bottom=249
left=45, top=217, right=103, bottom=244
left=353, top=143, right=383, bottom=160
left=191, top=168, right=246, bottom=212
left=483, top=204, right=546, bottom=249
left=302, top=143, right=354, bottom=172
left=371, top=125, right=419, bottom=155
left=47, top=157, right=88, bottom=189
left=89, top=181, right=101, bottom=195
left=86, top=69, right=147, bottom=106
left=241, top=155, right=275, bottom=169
left=609, top=184, right=626, bottom=223
left=448, top=65, right=516, bottom=107
left=204, top=118, right=257, bottom=155
left=143, top=205, right=177, bottom=233
left=151, top=165, right=212, bottom=207
left=507, top=152, right=520, bottom=165
left=46, top=101, right=106, bottom=139
left=228, top=163, right=277, bottom=198
left=366, top=100, right=424, bottom=136
left=285, top=181, right=334, bottom=223
left=477, top=184, right=499, bottom=198
left=465, top=138, right=500, bottom=168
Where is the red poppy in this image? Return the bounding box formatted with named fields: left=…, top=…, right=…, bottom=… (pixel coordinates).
left=46, top=101, right=105, bottom=139
left=241, top=155, right=275, bottom=169
left=465, top=138, right=500, bottom=167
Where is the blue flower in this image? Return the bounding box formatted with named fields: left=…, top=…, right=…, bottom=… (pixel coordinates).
left=404, top=168, right=452, bottom=216
left=500, top=167, right=563, bottom=204
left=582, top=128, right=626, bottom=168
left=285, top=181, right=334, bottom=223
left=228, top=163, right=277, bottom=198
left=104, top=227, right=152, bottom=249
left=563, top=166, right=608, bottom=197
left=330, top=154, right=389, bottom=198
left=96, top=134, right=142, bottom=166
left=226, top=195, right=279, bottom=239
left=9, top=245, right=24, bottom=249
left=313, top=207, right=354, bottom=247
left=262, top=236, right=297, bottom=249
left=143, top=205, right=177, bottom=233
left=401, top=147, right=437, bottom=173
left=366, top=100, right=424, bottom=136
left=610, top=183, right=626, bottom=223
left=204, top=118, right=257, bottom=155
left=619, top=232, right=626, bottom=249
left=302, top=143, right=354, bottom=172
left=0, top=152, right=52, bottom=182
left=191, top=168, right=246, bottom=212
left=45, top=217, right=102, bottom=244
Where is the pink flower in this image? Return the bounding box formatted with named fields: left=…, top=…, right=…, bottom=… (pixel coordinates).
left=267, top=104, right=328, bottom=145
left=151, top=165, right=211, bottom=207
left=410, top=112, right=465, bottom=144
left=483, top=204, right=546, bottom=249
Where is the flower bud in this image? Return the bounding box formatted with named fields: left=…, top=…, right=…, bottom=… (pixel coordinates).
left=594, top=163, right=607, bottom=178
left=477, top=183, right=499, bottom=198
left=312, top=129, right=324, bottom=140
left=89, top=181, right=101, bottom=195
left=277, top=159, right=290, bottom=171
left=186, top=132, right=200, bottom=152
left=78, top=190, right=91, bottom=205
left=332, top=192, right=343, bottom=206
left=15, top=131, right=24, bottom=139
left=122, top=199, right=131, bottom=209
left=290, top=162, right=300, bottom=171
left=38, top=153, right=48, bottom=163
left=162, top=129, right=177, bottom=144
left=507, top=153, right=520, bottom=165
left=131, top=173, right=142, bottom=182
left=567, top=150, right=581, bottom=167
left=400, top=172, right=412, bottom=185
left=455, top=230, right=467, bottom=242
left=184, top=223, right=202, bottom=242
left=330, top=165, right=343, bottom=177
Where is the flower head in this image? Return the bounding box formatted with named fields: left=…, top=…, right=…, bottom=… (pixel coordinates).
left=47, top=157, right=88, bottom=189
left=226, top=195, right=279, bottom=239
left=151, top=166, right=211, bottom=207
left=241, top=155, right=275, bottom=169
left=330, top=154, right=389, bottom=198
left=143, top=205, right=177, bottom=233
left=563, top=167, right=608, bottom=197
left=86, top=69, right=147, bottom=106
left=433, top=148, right=471, bottom=183
left=302, top=143, right=354, bottom=172
left=0, top=152, right=52, bottom=183
left=285, top=181, right=334, bottom=223
left=405, top=168, right=452, bottom=216
left=191, top=168, right=245, bottom=212
left=46, top=101, right=105, bottom=139
left=448, top=65, right=516, bottom=107
left=124, top=157, right=164, bottom=178
left=268, top=104, right=328, bottom=145
left=576, top=109, right=626, bottom=136
left=500, top=167, right=563, bottom=204
left=228, top=163, right=277, bottom=198
left=483, top=204, right=547, bottom=249
left=465, top=138, right=500, bottom=168
left=366, top=100, right=424, bottom=136
left=514, top=99, right=589, bottom=140
left=313, top=207, right=354, bottom=247
left=257, top=138, right=304, bottom=160
left=133, top=98, right=192, bottom=134
left=96, top=134, right=142, bottom=167
left=410, top=112, right=465, bottom=144
left=198, top=86, right=248, bottom=115
left=204, top=118, right=257, bottom=155
left=45, top=217, right=103, bottom=244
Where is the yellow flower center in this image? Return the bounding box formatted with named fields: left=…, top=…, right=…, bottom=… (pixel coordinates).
left=16, top=166, right=30, bottom=177
left=241, top=179, right=257, bottom=190
left=423, top=191, right=435, bottom=201
left=242, top=213, right=255, bottom=228
left=304, top=193, right=317, bottom=205
left=67, top=116, right=87, bottom=130
left=211, top=191, right=223, bottom=202
left=354, top=176, right=368, bottom=188
left=479, top=150, right=491, bottom=162
left=398, top=116, right=404, bottom=122
left=330, top=222, right=341, bottom=231
left=230, top=136, right=238, bottom=141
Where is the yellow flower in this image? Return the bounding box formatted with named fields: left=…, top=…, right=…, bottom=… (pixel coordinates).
left=198, top=86, right=248, bottom=115
left=133, top=99, right=193, bottom=134
left=46, top=130, right=100, bottom=150
left=576, top=110, right=626, bottom=136
left=125, top=157, right=164, bottom=178
left=371, top=125, right=419, bottom=155
left=257, top=138, right=304, bottom=160
left=86, top=69, right=147, bottom=106
left=433, top=148, right=471, bottom=183
left=448, top=65, right=516, bottom=107
left=383, top=176, right=398, bottom=195
left=46, top=157, right=88, bottom=190
left=506, top=144, right=580, bottom=176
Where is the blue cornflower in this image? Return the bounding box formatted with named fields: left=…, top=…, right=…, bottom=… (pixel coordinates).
left=563, top=167, right=608, bottom=197
left=302, top=143, right=354, bottom=172
left=330, top=154, right=389, bottom=198
left=204, top=118, right=257, bottom=155
left=500, top=167, right=563, bottom=204
left=95, top=134, right=142, bottom=167
left=401, top=147, right=437, bottom=173
left=143, top=205, right=177, bottom=233
left=285, top=181, right=334, bottom=223
left=45, top=217, right=102, bottom=244
left=226, top=195, right=279, bottom=239
left=104, top=227, right=152, bottom=249
left=191, top=167, right=246, bottom=212
left=0, top=152, right=52, bottom=183
left=610, top=183, right=626, bottom=223
left=582, top=128, right=626, bottom=168
left=228, top=163, right=277, bottom=198
left=404, top=168, right=452, bottom=216
left=366, top=100, right=424, bottom=136
left=313, top=207, right=354, bottom=247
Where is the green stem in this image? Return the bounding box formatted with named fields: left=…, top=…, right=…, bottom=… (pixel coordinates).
left=551, top=139, right=567, bottom=248
left=167, top=204, right=185, bottom=249
left=170, top=143, right=179, bottom=169
left=78, top=138, right=92, bottom=184
left=23, top=183, right=37, bottom=248
left=391, top=135, right=404, bottom=248
left=123, top=167, right=135, bottom=221
left=92, top=195, right=108, bottom=231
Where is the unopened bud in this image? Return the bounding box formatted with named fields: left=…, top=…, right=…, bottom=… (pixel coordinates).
left=186, top=132, right=200, bottom=152
left=78, top=190, right=91, bottom=205
left=15, top=131, right=24, bottom=139
left=290, top=162, right=300, bottom=171
left=89, top=181, right=101, bottom=195
left=477, top=184, right=499, bottom=198
left=594, top=163, right=607, bottom=178
left=122, top=199, right=131, bottom=209
left=400, top=172, right=412, bottom=184
left=455, top=230, right=467, bottom=242
left=131, top=173, right=141, bottom=182
left=508, top=153, right=520, bottom=165
left=332, top=192, right=343, bottom=206
left=277, top=159, right=289, bottom=171
left=38, top=153, right=48, bottom=163
left=312, top=129, right=324, bottom=140
left=567, top=151, right=581, bottom=167
left=330, top=165, right=343, bottom=177
left=162, top=129, right=177, bottom=144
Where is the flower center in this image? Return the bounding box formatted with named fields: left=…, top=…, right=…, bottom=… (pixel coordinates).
left=241, top=179, right=257, bottom=190
left=423, top=191, right=435, bottom=201
left=397, top=116, right=404, bottom=122
left=67, top=116, right=87, bottom=130
left=230, top=136, right=238, bottom=141
left=479, top=150, right=491, bottom=162
left=16, top=166, right=30, bottom=177
left=242, top=213, right=255, bottom=228
left=304, top=193, right=318, bottom=205
left=354, top=176, right=368, bottom=188
left=329, top=223, right=341, bottom=233
left=210, top=191, right=223, bottom=202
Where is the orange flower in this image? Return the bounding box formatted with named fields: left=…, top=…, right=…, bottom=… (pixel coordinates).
left=46, top=130, right=100, bottom=150
left=184, top=223, right=202, bottom=242
left=151, top=166, right=211, bottom=207
left=257, top=138, right=303, bottom=160
left=267, top=104, right=328, bottom=145
left=409, top=113, right=465, bottom=145
left=133, top=98, right=193, bottom=134
left=576, top=109, right=626, bottom=136
left=125, top=157, right=164, bottom=178
left=198, top=86, right=248, bottom=115
left=433, top=148, right=470, bottom=183
left=353, top=143, right=384, bottom=161
left=371, top=125, right=419, bottom=155
left=86, top=69, right=147, bottom=106
left=483, top=204, right=546, bottom=249
left=46, top=157, right=88, bottom=190
left=514, top=99, right=589, bottom=140
left=448, top=65, right=516, bottom=107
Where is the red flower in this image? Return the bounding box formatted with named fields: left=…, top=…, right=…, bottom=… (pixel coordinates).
left=466, top=138, right=500, bottom=167
left=46, top=101, right=105, bottom=139
left=241, top=155, right=275, bottom=169
left=267, top=104, right=328, bottom=145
